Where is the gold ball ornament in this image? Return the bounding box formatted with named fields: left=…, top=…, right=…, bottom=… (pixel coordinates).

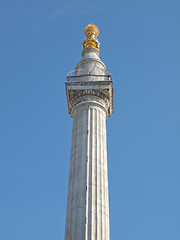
left=82, top=24, right=100, bottom=50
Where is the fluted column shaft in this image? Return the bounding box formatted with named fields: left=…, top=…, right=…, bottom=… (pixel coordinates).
left=65, top=102, right=110, bottom=240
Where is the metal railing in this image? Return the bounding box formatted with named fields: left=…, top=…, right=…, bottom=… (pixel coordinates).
left=67, top=70, right=112, bottom=82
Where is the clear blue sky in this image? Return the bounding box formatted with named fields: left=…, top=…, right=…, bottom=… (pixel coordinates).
left=0, top=0, right=180, bottom=239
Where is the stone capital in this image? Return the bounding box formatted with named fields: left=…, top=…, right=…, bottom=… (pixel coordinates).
left=65, top=80, right=113, bottom=117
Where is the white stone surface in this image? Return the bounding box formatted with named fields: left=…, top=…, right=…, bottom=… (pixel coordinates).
left=65, top=102, right=110, bottom=240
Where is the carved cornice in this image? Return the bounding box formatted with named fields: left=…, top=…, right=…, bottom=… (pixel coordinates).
left=65, top=81, right=113, bottom=117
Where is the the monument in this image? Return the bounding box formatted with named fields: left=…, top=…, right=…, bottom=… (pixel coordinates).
left=65, top=24, right=113, bottom=240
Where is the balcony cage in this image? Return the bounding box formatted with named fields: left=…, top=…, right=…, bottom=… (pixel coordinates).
left=67, top=69, right=112, bottom=82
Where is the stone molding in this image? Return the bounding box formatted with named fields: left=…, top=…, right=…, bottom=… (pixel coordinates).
left=65, top=81, right=113, bottom=117
left=82, top=47, right=100, bottom=57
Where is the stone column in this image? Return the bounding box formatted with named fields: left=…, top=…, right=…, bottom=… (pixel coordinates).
left=65, top=24, right=113, bottom=240
left=65, top=100, right=110, bottom=240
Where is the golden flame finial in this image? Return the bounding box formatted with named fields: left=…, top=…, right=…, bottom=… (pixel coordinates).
left=82, top=24, right=100, bottom=50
